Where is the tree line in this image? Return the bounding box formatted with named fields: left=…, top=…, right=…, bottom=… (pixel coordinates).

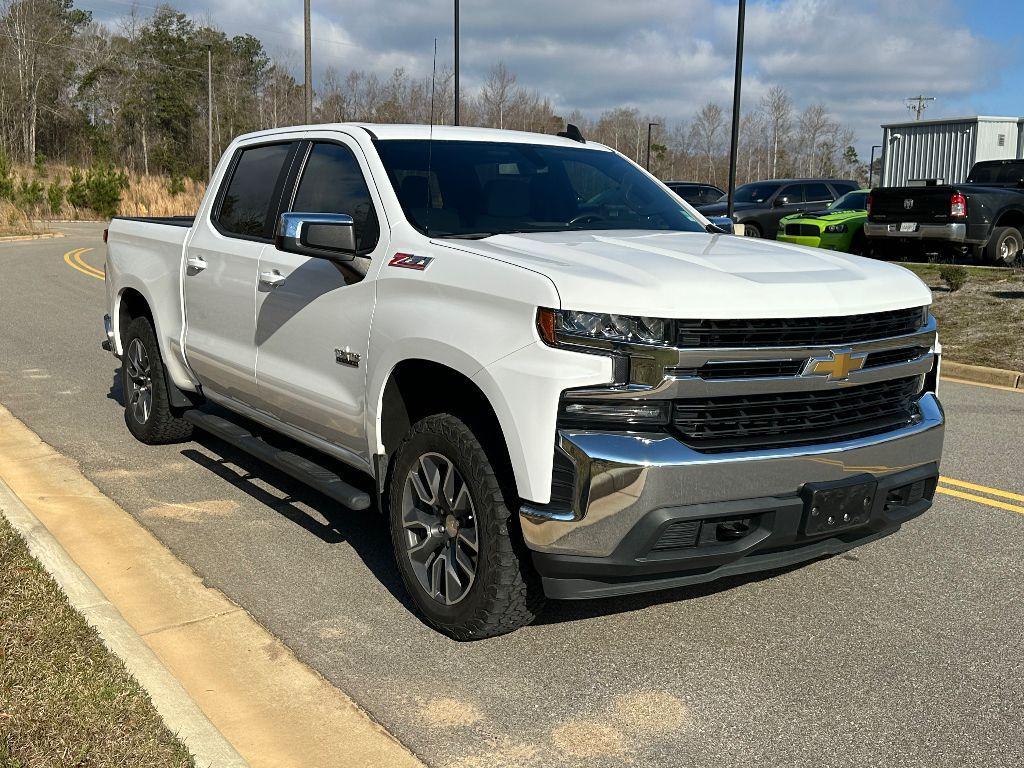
left=0, top=0, right=866, bottom=186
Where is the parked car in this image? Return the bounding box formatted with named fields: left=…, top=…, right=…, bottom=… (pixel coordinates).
left=665, top=181, right=725, bottom=206
left=776, top=189, right=870, bottom=254
left=102, top=124, right=944, bottom=639
left=864, top=159, right=1024, bottom=265
left=698, top=178, right=859, bottom=239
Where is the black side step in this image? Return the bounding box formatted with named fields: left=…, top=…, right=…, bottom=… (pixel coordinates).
left=183, top=410, right=371, bottom=511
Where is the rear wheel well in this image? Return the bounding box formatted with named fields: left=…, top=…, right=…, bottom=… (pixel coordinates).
left=380, top=360, right=515, bottom=496
left=117, top=288, right=153, bottom=345
left=994, top=210, right=1024, bottom=233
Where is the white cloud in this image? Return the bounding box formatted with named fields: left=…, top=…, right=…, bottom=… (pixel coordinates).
left=94, top=0, right=999, bottom=152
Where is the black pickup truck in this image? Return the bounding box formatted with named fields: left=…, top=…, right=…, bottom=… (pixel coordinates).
left=864, top=159, right=1024, bottom=265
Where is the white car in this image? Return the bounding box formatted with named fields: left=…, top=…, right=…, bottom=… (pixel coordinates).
left=103, top=123, right=945, bottom=639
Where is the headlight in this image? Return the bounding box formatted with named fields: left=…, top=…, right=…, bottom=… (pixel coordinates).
left=537, top=308, right=670, bottom=346
left=824, top=223, right=847, bottom=233
left=559, top=399, right=671, bottom=428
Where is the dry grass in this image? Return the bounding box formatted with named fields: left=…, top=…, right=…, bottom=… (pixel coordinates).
left=0, top=201, right=47, bottom=236
left=899, top=262, right=1024, bottom=371
left=0, top=515, right=194, bottom=767
left=4, top=164, right=205, bottom=225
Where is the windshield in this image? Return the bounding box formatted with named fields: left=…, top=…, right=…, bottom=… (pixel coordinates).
left=967, top=162, right=1024, bottom=185
left=730, top=183, right=782, bottom=204
left=375, top=139, right=705, bottom=237
left=828, top=191, right=868, bottom=211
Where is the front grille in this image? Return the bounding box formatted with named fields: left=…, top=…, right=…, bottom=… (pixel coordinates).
left=650, top=520, right=701, bottom=551
left=864, top=346, right=929, bottom=369
left=784, top=223, right=820, bottom=236
left=675, top=307, right=925, bottom=349
left=671, top=376, right=923, bottom=452
left=669, top=359, right=805, bottom=380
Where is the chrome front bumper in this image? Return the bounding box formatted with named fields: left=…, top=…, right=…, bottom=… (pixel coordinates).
left=863, top=221, right=966, bottom=242
left=520, top=393, right=944, bottom=559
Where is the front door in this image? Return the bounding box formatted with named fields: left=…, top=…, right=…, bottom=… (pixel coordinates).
left=184, top=140, right=299, bottom=402
left=255, top=136, right=387, bottom=465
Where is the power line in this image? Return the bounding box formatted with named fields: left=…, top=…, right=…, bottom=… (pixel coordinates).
left=905, top=95, right=935, bottom=121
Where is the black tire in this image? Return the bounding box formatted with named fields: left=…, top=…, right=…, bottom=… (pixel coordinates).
left=387, top=413, right=544, bottom=640
left=121, top=316, right=193, bottom=444
left=848, top=229, right=868, bottom=256
left=985, top=226, right=1022, bottom=266
left=742, top=222, right=762, bottom=238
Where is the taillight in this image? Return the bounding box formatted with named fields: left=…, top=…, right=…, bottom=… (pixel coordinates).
left=950, top=192, right=967, bottom=218
left=866, top=194, right=873, bottom=215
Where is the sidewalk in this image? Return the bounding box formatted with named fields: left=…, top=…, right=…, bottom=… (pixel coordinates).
left=0, top=404, right=423, bottom=768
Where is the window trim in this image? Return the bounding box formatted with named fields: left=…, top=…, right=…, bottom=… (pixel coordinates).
left=211, top=140, right=302, bottom=244
left=285, top=137, right=383, bottom=256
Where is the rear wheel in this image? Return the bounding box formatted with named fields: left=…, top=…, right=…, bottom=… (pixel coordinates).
left=742, top=223, right=762, bottom=238
left=985, top=226, right=1022, bottom=266
left=388, top=413, right=544, bottom=640
left=121, top=316, right=193, bottom=444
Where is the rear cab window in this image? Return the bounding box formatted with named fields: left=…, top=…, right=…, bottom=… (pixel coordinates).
left=215, top=142, right=297, bottom=240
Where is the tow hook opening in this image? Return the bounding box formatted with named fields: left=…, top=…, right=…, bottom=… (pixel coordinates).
left=715, top=518, right=754, bottom=541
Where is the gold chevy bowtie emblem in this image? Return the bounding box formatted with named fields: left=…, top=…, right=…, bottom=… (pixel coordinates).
left=806, top=349, right=866, bottom=381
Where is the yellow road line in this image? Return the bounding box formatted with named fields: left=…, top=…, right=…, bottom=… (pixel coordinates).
left=939, top=476, right=1024, bottom=504
left=63, top=247, right=104, bottom=280
left=936, top=486, right=1024, bottom=516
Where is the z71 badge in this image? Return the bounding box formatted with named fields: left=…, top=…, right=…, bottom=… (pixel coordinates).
left=388, top=253, right=433, bottom=271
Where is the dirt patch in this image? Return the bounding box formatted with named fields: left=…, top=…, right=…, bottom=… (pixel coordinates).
left=416, top=697, right=484, bottom=728
left=143, top=499, right=239, bottom=523
left=550, top=721, right=627, bottom=759
left=609, top=690, right=692, bottom=735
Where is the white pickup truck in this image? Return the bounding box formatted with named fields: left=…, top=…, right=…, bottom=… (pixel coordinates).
left=103, top=123, right=945, bottom=639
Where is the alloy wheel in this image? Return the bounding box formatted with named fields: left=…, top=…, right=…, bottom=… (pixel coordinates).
left=125, top=337, right=153, bottom=425
left=402, top=452, right=479, bottom=605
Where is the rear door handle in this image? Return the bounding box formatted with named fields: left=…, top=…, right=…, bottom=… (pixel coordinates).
left=186, top=255, right=207, bottom=272
left=259, top=270, right=287, bottom=288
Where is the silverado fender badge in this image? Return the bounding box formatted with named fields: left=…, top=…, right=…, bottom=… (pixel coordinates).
left=388, top=253, right=433, bottom=271
left=335, top=348, right=361, bottom=368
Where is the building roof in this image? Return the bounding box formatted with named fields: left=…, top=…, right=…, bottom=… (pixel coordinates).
left=881, top=115, right=1023, bottom=129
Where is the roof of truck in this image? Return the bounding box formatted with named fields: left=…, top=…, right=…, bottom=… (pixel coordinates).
left=234, top=122, right=610, bottom=149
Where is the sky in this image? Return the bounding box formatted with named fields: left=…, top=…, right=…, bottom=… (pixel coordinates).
left=87, top=0, right=1024, bottom=156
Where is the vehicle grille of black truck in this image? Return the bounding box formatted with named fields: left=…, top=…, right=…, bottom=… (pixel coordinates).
left=671, top=375, right=923, bottom=452
left=674, top=307, right=925, bottom=348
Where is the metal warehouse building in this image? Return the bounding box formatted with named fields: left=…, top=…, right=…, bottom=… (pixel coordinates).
left=880, top=115, right=1024, bottom=186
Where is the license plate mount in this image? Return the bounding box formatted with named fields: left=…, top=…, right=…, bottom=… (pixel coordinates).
left=899, top=221, right=918, bottom=233
left=801, top=477, right=877, bottom=536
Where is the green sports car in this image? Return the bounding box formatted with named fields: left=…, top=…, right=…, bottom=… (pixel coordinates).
left=776, top=189, right=869, bottom=254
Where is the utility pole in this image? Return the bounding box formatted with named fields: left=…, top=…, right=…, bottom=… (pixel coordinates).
left=905, top=95, right=934, bottom=121
left=207, top=46, right=213, bottom=182
left=453, top=0, right=460, bottom=125
left=726, top=0, right=746, bottom=223
left=645, top=122, right=659, bottom=171
left=303, top=0, right=313, bottom=123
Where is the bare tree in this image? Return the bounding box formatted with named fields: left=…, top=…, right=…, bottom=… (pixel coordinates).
left=689, top=102, right=725, bottom=184
left=759, top=85, right=793, bottom=178
left=479, top=62, right=517, bottom=129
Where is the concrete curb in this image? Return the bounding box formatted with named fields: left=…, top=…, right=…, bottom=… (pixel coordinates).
left=0, top=479, right=249, bottom=768
left=942, top=361, right=1023, bottom=390
left=0, top=232, right=64, bottom=242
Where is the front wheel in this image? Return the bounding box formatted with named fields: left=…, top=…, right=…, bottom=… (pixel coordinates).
left=741, top=222, right=762, bottom=238
left=388, top=413, right=544, bottom=640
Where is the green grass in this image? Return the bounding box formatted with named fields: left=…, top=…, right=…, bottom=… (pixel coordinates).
left=896, top=262, right=1024, bottom=371
left=0, top=515, right=194, bottom=768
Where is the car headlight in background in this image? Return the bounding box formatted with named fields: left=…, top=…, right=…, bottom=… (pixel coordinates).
left=537, top=308, right=671, bottom=346
left=824, top=224, right=848, bottom=233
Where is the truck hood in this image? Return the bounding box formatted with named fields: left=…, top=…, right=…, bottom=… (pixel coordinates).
left=445, top=230, right=931, bottom=318
left=695, top=201, right=759, bottom=215
left=781, top=210, right=865, bottom=225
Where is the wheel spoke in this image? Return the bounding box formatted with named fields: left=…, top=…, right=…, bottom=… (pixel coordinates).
left=444, top=545, right=464, bottom=603
left=457, top=524, right=478, bottom=553
left=429, top=551, right=446, bottom=599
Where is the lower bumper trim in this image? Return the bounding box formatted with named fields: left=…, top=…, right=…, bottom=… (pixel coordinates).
left=863, top=221, right=968, bottom=242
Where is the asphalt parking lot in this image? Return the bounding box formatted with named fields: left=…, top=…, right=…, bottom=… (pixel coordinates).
left=2, top=223, right=1023, bottom=768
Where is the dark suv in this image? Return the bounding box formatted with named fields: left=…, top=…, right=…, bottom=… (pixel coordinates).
left=697, top=179, right=859, bottom=239
left=665, top=182, right=725, bottom=207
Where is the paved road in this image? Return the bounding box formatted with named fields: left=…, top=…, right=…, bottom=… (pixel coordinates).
left=2, top=224, right=1023, bottom=768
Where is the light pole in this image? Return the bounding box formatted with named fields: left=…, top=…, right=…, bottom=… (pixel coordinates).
left=303, top=0, right=312, bottom=123
left=646, top=122, right=659, bottom=171
left=453, top=0, right=460, bottom=125
left=207, top=46, right=213, bottom=182
left=869, top=144, right=882, bottom=187
left=726, top=0, right=746, bottom=223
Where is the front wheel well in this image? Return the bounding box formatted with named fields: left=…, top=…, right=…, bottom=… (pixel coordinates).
left=380, top=360, right=516, bottom=496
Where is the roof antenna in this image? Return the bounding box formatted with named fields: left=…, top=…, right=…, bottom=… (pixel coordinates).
left=557, top=123, right=586, bottom=144
left=426, top=37, right=437, bottom=238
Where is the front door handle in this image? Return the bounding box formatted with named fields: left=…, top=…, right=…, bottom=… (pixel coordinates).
left=186, top=255, right=207, bottom=272
left=259, top=270, right=287, bottom=288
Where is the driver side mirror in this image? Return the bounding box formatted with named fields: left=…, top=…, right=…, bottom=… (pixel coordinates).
left=276, top=212, right=356, bottom=260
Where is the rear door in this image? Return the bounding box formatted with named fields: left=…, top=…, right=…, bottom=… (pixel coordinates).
left=184, top=140, right=300, bottom=403
left=803, top=182, right=835, bottom=213
left=254, top=134, right=388, bottom=465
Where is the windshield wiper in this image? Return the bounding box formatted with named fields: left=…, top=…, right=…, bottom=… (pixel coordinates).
left=432, top=231, right=503, bottom=240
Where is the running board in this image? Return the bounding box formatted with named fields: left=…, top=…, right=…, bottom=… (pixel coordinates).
left=182, top=410, right=371, bottom=511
